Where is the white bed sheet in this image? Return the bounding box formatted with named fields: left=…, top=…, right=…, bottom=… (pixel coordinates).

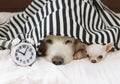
left=0, top=12, right=120, bottom=84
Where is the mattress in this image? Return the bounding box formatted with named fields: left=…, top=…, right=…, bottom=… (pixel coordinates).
left=0, top=12, right=120, bottom=84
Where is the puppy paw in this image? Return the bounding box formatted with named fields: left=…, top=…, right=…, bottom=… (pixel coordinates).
left=73, top=52, right=83, bottom=60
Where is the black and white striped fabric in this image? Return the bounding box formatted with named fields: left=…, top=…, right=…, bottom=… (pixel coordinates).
left=0, top=0, right=120, bottom=50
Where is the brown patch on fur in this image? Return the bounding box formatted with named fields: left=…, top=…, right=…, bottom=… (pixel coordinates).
left=73, top=40, right=87, bottom=60
left=37, top=40, right=47, bottom=56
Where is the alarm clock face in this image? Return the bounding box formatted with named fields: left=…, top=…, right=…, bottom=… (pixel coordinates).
left=11, top=43, right=36, bottom=66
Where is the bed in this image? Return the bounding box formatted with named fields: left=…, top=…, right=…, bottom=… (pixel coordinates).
left=0, top=0, right=120, bottom=84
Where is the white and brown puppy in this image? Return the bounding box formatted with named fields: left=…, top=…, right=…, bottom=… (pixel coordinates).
left=37, top=35, right=87, bottom=65
left=86, top=43, right=113, bottom=63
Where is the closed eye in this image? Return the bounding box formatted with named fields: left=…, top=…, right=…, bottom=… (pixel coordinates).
left=65, top=40, right=72, bottom=44
left=46, top=39, right=53, bottom=44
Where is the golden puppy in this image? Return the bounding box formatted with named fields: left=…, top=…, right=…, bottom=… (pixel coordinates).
left=37, top=35, right=87, bottom=65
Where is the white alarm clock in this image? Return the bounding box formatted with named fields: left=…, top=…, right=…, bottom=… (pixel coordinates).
left=11, top=38, right=36, bottom=66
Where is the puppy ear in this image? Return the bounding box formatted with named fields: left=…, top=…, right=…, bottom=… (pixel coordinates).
left=37, top=40, right=47, bottom=56
left=105, top=43, right=113, bottom=52
left=75, top=40, right=87, bottom=52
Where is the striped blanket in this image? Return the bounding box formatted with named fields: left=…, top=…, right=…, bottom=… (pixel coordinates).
left=0, top=0, right=120, bottom=50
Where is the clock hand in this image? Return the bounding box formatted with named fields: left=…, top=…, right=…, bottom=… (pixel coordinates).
left=24, top=46, right=29, bottom=55
left=18, top=50, right=24, bottom=55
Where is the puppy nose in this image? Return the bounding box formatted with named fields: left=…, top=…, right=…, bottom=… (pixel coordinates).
left=91, top=60, right=97, bottom=63
left=52, top=56, right=64, bottom=65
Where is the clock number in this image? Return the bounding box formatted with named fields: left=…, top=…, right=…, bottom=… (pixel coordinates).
left=16, top=57, right=19, bottom=60
left=30, top=56, right=32, bottom=59
left=19, top=46, right=22, bottom=49
left=31, top=52, right=33, bottom=56
left=16, top=49, right=19, bottom=52
left=27, top=59, right=29, bottom=63
left=29, top=48, right=32, bottom=52
left=20, top=59, right=22, bottom=63
left=15, top=53, right=18, bottom=56
left=23, top=45, right=26, bottom=48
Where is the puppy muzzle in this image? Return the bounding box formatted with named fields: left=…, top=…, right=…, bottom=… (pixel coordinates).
left=91, top=60, right=97, bottom=63
left=52, top=56, right=64, bottom=65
